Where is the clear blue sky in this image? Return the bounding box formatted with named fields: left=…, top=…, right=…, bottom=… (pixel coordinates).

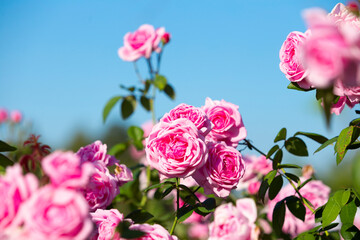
left=0, top=0, right=354, bottom=176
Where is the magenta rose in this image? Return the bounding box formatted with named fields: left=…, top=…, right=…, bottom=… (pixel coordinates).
left=193, top=142, right=245, bottom=198
left=83, top=167, right=119, bottom=211
left=118, top=24, right=165, bottom=62
left=0, top=164, right=38, bottom=231
left=145, top=118, right=208, bottom=179
left=280, top=31, right=311, bottom=89
left=129, top=223, right=178, bottom=240
left=42, top=151, right=94, bottom=189
left=77, top=140, right=118, bottom=167
left=114, top=163, right=133, bottom=186
left=161, top=103, right=212, bottom=137
left=267, top=178, right=330, bottom=237
left=209, top=198, right=258, bottom=240
left=17, top=186, right=93, bottom=240
left=90, top=209, right=124, bottom=240
left=202, top=98, right=247, bottom=147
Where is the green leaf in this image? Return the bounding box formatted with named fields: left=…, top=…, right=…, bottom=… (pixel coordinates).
left=273, top=149, right=283, bottom=169
left=121, top=96, right=136, bottom=120
left=0, top=153, right=14, bottom=167
left=295, top=233, right=316, bottom=240
left=164, top=84, right=176, bottom=100
left=103, top=96, right=122, bottom=123
left=314, top=136, right=338, bottom=154
left=336, top=126, right=354, bottom=165
left=154, top=75, right=167, bottom=91
left=287, top=82, right=314, bottom=92
left=322, top=197, right=342, bottom=227
left=258, top=179, right=270, bottom=202
left=143, top=181, right=174, bottom=192
left=177, top=204, right=194, bottom=223
left=278, top=164, right=302, bottom=169
left=140, top=96, right=151, bottom=111
left=161, top=185, right=176, bottom=199
left=285, top=173, right=300, bottom=183
left=125, top=209, right=154, bottom=223
left=285, top=137, right=308, bottom=156
left=127, top=126, right=144, bottom=143
left=294, top=132, right=328, bottom=144
left=116, top=221, right=145, bottom=239
left=274, top=128, right=287, bottom=142
left=286, top=196, right=306, bottom=221
left=269, top=175, right=283, bottom=200
left=199, top=198, right=216, bottom=212
left=340, top=200, right=357, bottom=227
left=273, top=200, right=286, bottom=236
left=267, top=145, right=279, bottom=159
left=316, top=88, right=336, bottom=126
left=108, top=143, right=128, bottom=156
left=264, top=170, right=277, bottom=185
left=0, top=140, right=17, bottom=152
left=350, top=118, right=360, bottom=127
left=178, top=184, right=201, bottom=203
left=353, top=158, right=360, bottom=198
left=341, top=224, right=360, bottom=240
left=298, top=178, right=312, bottom=191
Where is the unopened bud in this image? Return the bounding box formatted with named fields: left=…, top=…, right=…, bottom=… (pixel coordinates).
left=161, top=32, right=171, bottom=44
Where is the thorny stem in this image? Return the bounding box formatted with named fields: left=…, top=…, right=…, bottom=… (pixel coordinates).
left=169, top=178, right=180, bottom=235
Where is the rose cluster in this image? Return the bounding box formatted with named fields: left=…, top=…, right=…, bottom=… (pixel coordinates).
left=145, top=98, right=247, bottom=198
left=0, top=108, right=22, bottom=124
left=280, top=3, right=360, bottom=114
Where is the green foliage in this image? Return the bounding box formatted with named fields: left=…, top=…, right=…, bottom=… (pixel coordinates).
left=285, top=137, right=308, bottom=156
left=287, top=82, right=314, bottom=92
left=154, top=75, right=167, bottom=91
left=294, top=132, right=328, bottom=144
left=275, top=128, right=287, bottom=142
left=140, top=96, right=152, bottom=111
left=164, top=84, right=176, bottom=100
left=273, top=149, right=283, bottom=169
left=127, top=126, right=144, bottom=150
left=269, top=175, right=283, bottom=200
left=103, top=96, right=122, bottom=123
left=267, top=144, right=279, bottom=158
left=125, top=209, right=154, bottom=224
left=0, top=140, right=17, bottom=152
left=108, top=143, right=128, bottom=156
left=121, top=96, right=137, bottom=119
left=273, top=200, right=286, bottom=236
left=314, top=136, right=338, bottom=154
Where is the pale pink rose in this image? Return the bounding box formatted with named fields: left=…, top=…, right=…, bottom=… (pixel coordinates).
left=10, top=110, right=22, bottom=123
left=0, top=108, right=8, bottom=123
left=145, top=118, right=208, bottom=179
left=83, top=167, right=119, bottom=211
left=118, top=24, right=165, bottom=61
left=188, top=223, right=209, bottom=240
left=329, top=3, right=360, bottom=31
left=267, top=178, right=330, bottom=237
left=17, top=186, right=93, bottom=240
left=42, top=151, right=94, bottom=189
left=247, top=181, right=261, bottom=195
left=203, top=98, right=247, bottom=147
left=161, top=103, right=212, bottom=137
left=354, top=210, right=360, bottom=229
left=129, top=223, right=178, bottom=240
left=280, top=31, right=311, bottom=89
left=77, top=140, right=117, bottom=167
left=209, top=198, right=258, bottom=240
left=193, top=142, right=245, bottom=198
left=90, top=209, right=124, bottom=240
left=0, top=164, right=38, bottom=231
left=334, top=79, right=360, bottom=104
left=130, top=120, right=154, bottom=160
left=114, top=163, right=133, bottom=186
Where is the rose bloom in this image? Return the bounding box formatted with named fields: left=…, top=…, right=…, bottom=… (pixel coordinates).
left=0, top=108, right=8, bottom=123
left=145, top=118, right=207, bottom=179
left=118, top=24, right=165, bottom=61
left=329, top=3, right=360, bottom=31
left=161, top=103, right=212, bottom=137
left=83, top=166, right=119, bottom=211
left=193, top=142, right=245, bottom=198
left=17, top=186, right=93, bottom=240
left=279, top=31, right=311, bottom=89
left=42, top=151, right=94, bottom=189
left=209, top=198, right=258, bottom=240
left=77, top=140, right=117, bottom=167
left=237, top=155, right=272, bottom=193
left=202, top=98, right=247, bottom=147
left=188, top=223, right=209, bottom=240
left=129, top=223, right=178, bottom=240
left=114, top=163, right=133, bottom=186
left=267, top=178, right=330, bottom=237
left=10, top=110, right=22, bottom=123
left=90, top=209, right=124, bottom=240
left=0, top=164, right=38, bottom=231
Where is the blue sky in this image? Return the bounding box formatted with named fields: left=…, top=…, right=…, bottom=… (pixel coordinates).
left=0, top=0, right=354, bottom=176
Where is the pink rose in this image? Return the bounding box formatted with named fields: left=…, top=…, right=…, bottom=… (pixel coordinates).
left=77, top=140, right=117, bottom=167
left=83, top=167, right=119, bottom=211
left=17, top=186, right=93, bottom=240
left=118, top=24, right=165, bottom=61
left=188, top=223, right=209, bottom=240
left=91, top=209, right=124, bottom=240
left=334, top=79, right=360, bottom=104
left=161, top=103, right=212, bottom=137
left=130, top=120, right=154, bottom=160
left=280, top=31, right=311, bottom=89
left=42, top=151, right=94, bottom=189
left=203, top=98, right=247, bottom=147
left=193, top=142, right=245, bottom=198
left=0, top=164, right=38, bottom=231
left=247, top=181, right=261, bottom=195
left=145, top=118, right=208, bottom=179
left=209, top=198, right=258, bottom=240
left=0, top=108, right=8, bottom=123
left=10, top=110, right=22, bottom=123
left=329, top=3, right=360, bottom=31
left=267, top=178, right=330, bottom=237
left=129, top=223, right=178, bottom=240
left=161, top=32, right=171, bottom=44
left=114, top=163, right=133, bottom=186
